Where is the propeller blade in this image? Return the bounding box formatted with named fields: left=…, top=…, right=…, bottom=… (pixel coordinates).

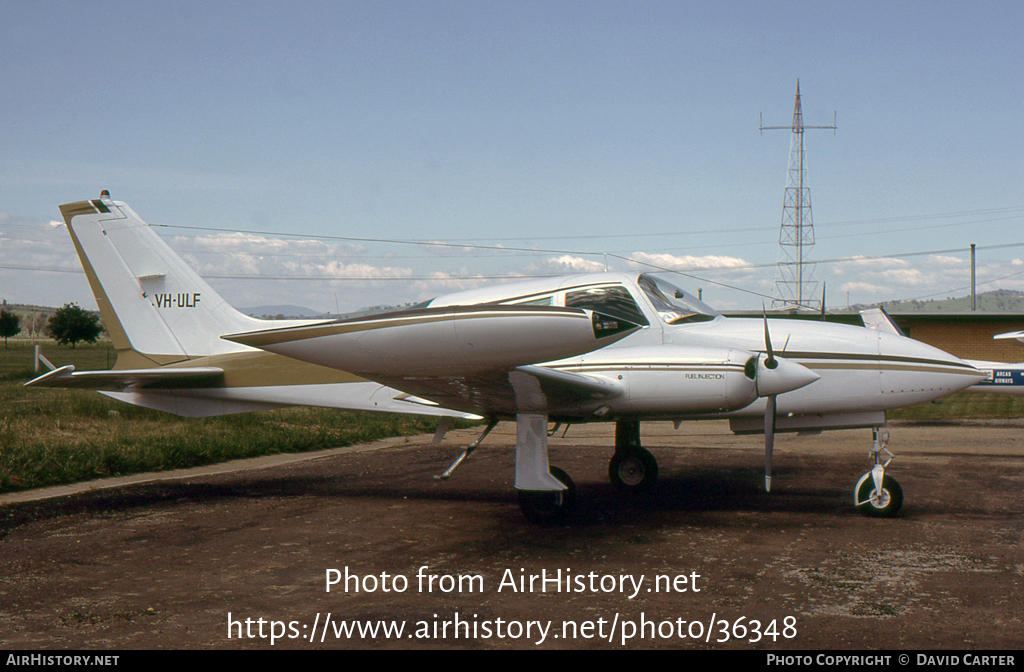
left=764, top=393, right=776, bottom=492
left=821, top=281, right=827, bottom=321
left=762, top=306, right=776, bottom=369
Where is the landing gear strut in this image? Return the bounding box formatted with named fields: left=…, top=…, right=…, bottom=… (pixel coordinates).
left=854, top=428, right=903, bottom=517
left=513, top=411, right=577, bottom=524
left=608, top=421, right=659, bottom=494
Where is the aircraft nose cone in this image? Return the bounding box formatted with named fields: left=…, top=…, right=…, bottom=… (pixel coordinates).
left=756, top=356, right=821, bottom=397
left=877, top=331, right=988, bottom=392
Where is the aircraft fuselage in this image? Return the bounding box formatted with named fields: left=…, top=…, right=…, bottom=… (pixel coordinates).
left=427, top=272, right=984, bottom=422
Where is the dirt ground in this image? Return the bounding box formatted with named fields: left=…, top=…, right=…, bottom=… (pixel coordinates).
left=1, top=420, right=1023, bottom=650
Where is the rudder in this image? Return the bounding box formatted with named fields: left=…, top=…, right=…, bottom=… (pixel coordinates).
left=60, top=192, right=287, bottom=366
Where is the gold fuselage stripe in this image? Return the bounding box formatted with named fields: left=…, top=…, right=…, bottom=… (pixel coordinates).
left=775, top=350, right=980, bottom=371
left=228, top=307, right=589, bottom=347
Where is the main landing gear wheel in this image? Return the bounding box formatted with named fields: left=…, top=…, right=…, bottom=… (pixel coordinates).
left=608, top=449, right=658, bottom=494
left=855, top=473, right=903, bottom=518
left=517, top=467, right=576, bottom=525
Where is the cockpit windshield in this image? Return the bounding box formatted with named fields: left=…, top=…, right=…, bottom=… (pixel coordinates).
left=637, top=274, right=720, bottom=324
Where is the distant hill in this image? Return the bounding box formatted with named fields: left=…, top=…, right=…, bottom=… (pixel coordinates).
left=239, top=305, right=324, bottom=319
left=333, top=302, right=426, bottom=320
left=865, top=290, right=1024, bottom=314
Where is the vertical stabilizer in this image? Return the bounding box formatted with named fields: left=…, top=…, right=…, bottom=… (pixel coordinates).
left=59, top=193, right=312, bottom=366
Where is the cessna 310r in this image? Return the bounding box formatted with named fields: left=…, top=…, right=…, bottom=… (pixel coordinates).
left=28, top=193, right=987, bottom=523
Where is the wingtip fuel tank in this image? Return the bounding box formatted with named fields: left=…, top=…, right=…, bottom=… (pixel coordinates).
left=224, top=305, right=641, bottom=377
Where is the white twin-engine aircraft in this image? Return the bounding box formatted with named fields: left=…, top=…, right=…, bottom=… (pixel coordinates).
left=28, top=194, right=987, bottom=523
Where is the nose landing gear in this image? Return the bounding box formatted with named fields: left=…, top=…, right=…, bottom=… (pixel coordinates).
left=609, top=448, right=659, bottom=493
left=608, top=420, right=659, bottom=494
left=854, top=428, right=903, bottom=517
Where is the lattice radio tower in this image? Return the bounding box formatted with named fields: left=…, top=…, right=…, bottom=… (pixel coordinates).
left=759, top=81, right=836, bottom=310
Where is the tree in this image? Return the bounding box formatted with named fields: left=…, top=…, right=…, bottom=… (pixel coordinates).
left=46, top=303, right=102, bottom=349
left=0, top=310, right=18, bottom=349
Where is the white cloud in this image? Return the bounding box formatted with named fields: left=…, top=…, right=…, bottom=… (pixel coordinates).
left=628, top=252, right=752, bottom=271
left=830, top=256, right=910, bottom=273
left=841, top=281, right=889, bottom=294
left=0, top=221, right=79, bottom=271
left=176, top=232, right=366, bottom=256
left=411, top=271, right=504, bottom=296
left=298, top=260, right=413, bottom=280
left=881, top=268, right=926, bottom=285
left=415, top=241, right=492, bottom=257
left=0, top=218, right=94, bottom=307
left=546, top=255, right=606, bottom=273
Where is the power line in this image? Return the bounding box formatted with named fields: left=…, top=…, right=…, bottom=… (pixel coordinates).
left=145, top=204, right=1024, bottom=245
left=6, top=241, right=1024, bottom=280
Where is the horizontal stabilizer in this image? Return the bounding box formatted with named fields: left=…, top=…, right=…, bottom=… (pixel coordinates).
left=25, top=365, right=223, bottom=391
left=994, top=330, right=1024, bottom=344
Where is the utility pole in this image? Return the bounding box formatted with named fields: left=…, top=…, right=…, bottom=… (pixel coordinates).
left=970, top=243, right=976, bottom=311
left=760, top=81, right=836, bottom=311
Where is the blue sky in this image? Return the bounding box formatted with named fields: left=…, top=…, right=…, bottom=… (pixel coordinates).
left=2, top=1, right=1023, bottom=313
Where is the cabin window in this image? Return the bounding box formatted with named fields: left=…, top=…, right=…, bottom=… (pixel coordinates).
left=565, top=285, right=649, bottom=326
left=512, top=296, right=554, bottom=307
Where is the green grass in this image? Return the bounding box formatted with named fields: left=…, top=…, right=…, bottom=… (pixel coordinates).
left=0, top=343, right=467, bottom=493
left=2, top=344, right=1021, bottom=494
left=888, top=390, right=1024, bottom=421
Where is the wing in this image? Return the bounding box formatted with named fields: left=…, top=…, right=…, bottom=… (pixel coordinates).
left=372, top=365, right=624, bottom=417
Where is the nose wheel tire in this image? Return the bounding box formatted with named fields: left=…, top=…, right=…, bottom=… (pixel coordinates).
left=855, top=473, right=903, bottom=518
left=609, top=448, right=658, bottom=494
left=518, top=467, right=576, bottom=524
